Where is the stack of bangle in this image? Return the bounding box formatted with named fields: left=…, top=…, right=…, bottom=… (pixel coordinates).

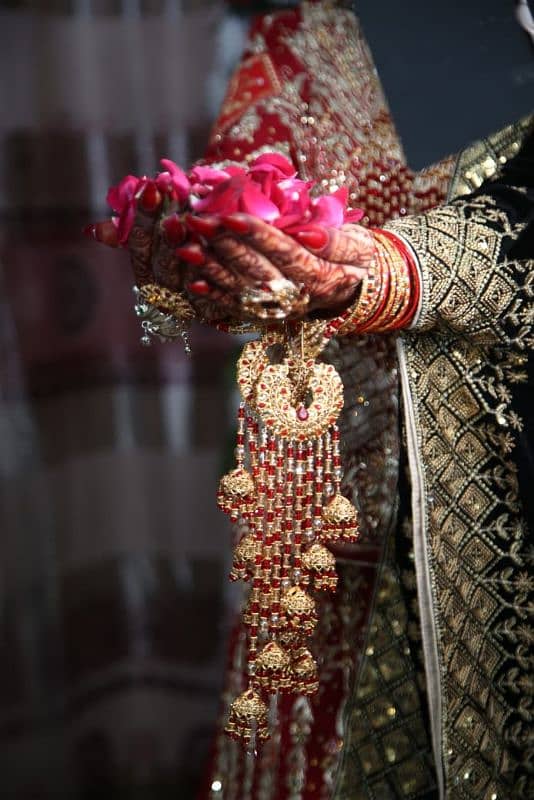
left=334, top=228, right=420, bottom=335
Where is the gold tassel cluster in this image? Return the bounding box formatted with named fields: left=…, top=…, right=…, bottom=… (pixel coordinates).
left=217, top=329, right=359, bottom=747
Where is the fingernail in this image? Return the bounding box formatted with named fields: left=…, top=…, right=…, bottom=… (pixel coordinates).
left=138, top=181, right=162, bottom=213
left=162, top=214, right=186, bottom=246
left=295, top=228, right=328, bottom=250
left=188, top=280, right=211, bottom=296
left=185, top=214, right=220, bottom=237
left=221, top=214, right=250, bottom=234
left=175, top=244, right=205, bottom=266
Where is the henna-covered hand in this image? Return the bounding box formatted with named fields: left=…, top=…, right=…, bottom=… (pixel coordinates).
left=90, top=205, right=238, bottom=323
left=179, top=213, right=375, bottom=320
left=90, top=205, right=375, bottom=324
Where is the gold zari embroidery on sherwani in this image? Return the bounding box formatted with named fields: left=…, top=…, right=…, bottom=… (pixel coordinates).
left=335, top=118, right=534, bottom=800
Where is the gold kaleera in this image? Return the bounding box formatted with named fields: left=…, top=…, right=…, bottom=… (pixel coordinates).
left=217, top=320, right=361, bottom=748
left=132, top=287, right=361, bottom=748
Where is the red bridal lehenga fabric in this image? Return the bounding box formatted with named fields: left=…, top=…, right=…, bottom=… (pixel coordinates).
left=198, top=4, right=455, bottom=798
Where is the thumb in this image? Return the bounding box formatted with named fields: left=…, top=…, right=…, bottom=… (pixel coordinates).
left=83, top=220, right=119, bottom=247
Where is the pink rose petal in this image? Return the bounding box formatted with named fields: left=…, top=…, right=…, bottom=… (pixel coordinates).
left=117, top=203, right=136, bottom=244
left=159, top=158, right=191, bottom=200
left=191, top=174, right=245, bottom=215
left=189, top=164, right=230, bottom=186
left=106, top=175, right=141, bottom=214
left=240, top=181, right=280, bottom=222
left=249, top=152, right=296, bottom=176
left=99, top=151, right=365, bottom=255
left=309, top=194, right=345, bottom=228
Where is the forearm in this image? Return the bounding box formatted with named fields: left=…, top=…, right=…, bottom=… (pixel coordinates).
left=336, top=122, right=534, bottom=343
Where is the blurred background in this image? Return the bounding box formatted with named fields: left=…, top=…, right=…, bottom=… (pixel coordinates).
left=0, top=1, right=250, bottom=797
left=0, top=1, right=532, bottom=798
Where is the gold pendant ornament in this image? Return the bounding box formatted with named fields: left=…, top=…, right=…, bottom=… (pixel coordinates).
left=255, top=360, right=344, bottom=439
left=321, top=492, right=360, bottom=542
left=301, top=543, right=338, bottom=591
left=220, top=323, right=360, bottom=745
left=225, top=689, right=270, bottom=746
left=254, top=641, right=292, bottom=692
left=217, top=466, right=255, bottom=521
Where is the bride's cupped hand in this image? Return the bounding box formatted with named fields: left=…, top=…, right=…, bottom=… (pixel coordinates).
left=176, top=213, right=375, bottom=322
left=85, top=152, right=375, bottom=323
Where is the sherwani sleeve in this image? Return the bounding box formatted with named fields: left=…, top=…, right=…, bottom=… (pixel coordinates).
left=384, top=119, right=534, bottom=347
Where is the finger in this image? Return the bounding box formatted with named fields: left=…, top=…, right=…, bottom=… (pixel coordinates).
left=194, top=255, right=244, bottom=295
left=221, top=214, right=311, bottom=274
left=153, top=241, right=185, bottom=293
left=211, top=234, right=285, bottom=284
left=128, top=207, right=159, bottom=285
left=216, top=226, right=317, bottom=289
left=180, top=259, right=246, bottom=319
left=146, top=213, right=189, bottom=291
left=295, top=223, right=375, bottom=267
left=175, top=243, right=206, bottom=266
left=181, top=262, right=236, bottom=312
left=83, top=220, right=119, bottom=248
left=221, top=214, right=374, bottom=272
left=184, top=213, right=221, bottom=239
left=187, top=280, right=212, bottom=297
left=161, top=214, right=187, bottom=247
left=189, top=289, right=240, bottom=323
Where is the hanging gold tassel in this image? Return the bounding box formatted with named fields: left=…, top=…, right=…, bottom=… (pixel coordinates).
left=321, top=493, right=360, bottom=543
left=289, top=647, right=320, bottom=696
left=217, top=467, right=255, bottom=520
left=254, top=641, right=291, bottom=692
left=301, top=543, right=338, bottom=591
left=217, top=323, right=360, bottom=744
left=230, top=531, right=256, bottom=582
left=225, top=689, right=270, bottom=746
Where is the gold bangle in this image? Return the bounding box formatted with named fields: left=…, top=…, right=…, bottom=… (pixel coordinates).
left=367, top=234, right=400, bottom=331
left=337, top=239, right=384, bottom=335
left=368, top=232, right=410, bottom=333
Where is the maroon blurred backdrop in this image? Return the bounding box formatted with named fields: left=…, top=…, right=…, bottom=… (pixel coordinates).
left=0, top=2, right=247, bottom=797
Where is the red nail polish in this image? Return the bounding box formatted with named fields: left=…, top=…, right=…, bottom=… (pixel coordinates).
left=175, top=244, right=206, bottom=266
left=295, top=228, right=328, bottom=250
left=188, top=280, right=211, bottom=296
left=221, top=214, right=250, bottom=234
left=162, top=214, right=186, bottom=246
left=185, top=214, right=220, bottom=237
left=138, top=181, right=162, bottom=212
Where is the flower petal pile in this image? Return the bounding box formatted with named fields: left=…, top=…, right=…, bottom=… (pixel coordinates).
left=100, top=152, right=363, bottom=247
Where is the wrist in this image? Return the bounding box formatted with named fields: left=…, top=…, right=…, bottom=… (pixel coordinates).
left=328, top=229, right=421, bottom=336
